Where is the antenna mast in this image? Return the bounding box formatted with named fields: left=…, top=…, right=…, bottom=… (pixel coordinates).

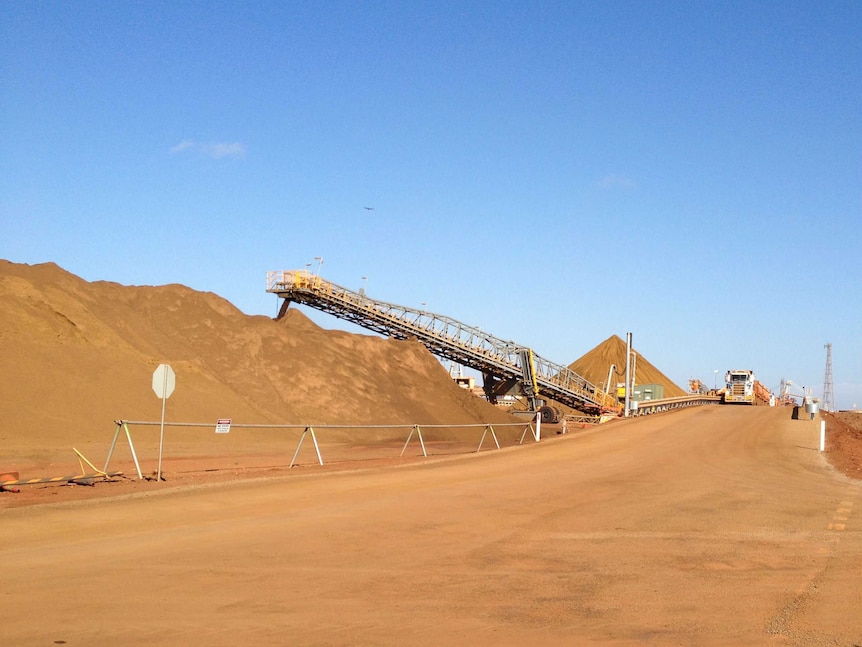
left=822, top=343, right=835, bottom=412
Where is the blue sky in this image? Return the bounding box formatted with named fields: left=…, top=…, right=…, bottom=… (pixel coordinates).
left=2, top=1, right=860, bottom=408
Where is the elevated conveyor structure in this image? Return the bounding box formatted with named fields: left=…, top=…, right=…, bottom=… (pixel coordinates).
left=266, top=270, right=620, bottom=416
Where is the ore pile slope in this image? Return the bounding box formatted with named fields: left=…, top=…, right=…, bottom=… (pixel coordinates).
left=568, top=334, right=686, bottom=398
left=0, top=260, right=515, bottom=463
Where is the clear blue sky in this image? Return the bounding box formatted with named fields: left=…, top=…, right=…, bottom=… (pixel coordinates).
left=2, top=1, right=860, bottom=408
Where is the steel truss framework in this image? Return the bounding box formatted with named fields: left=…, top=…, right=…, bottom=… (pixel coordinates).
left=266, top=270, right=619, bottom=415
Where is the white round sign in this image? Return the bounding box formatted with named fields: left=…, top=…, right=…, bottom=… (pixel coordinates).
left=152, top=364, right=176, bottom=399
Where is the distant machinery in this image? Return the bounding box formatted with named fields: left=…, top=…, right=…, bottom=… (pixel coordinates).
left=785, top=381, right=821, bottom=419
left=822, top=343, right=835, bottom=412
left=723, top=370, right=757, bottom=404
left=688, top=378, right=715, bottom=395
left=780, top=380, right=818, bottom=414
left=723, top=370, right=772, bottom=405
left=780, top=379, right=799, bottom=403
left=778, top=379, right=793, bottom=405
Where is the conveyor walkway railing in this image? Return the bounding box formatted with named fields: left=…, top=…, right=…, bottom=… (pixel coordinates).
left=266, top=270, right=620, bottom=415
left=627, top=395, right=722, bottom=416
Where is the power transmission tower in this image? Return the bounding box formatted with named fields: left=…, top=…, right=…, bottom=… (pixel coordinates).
left=822, top=343, right=835, bottom=412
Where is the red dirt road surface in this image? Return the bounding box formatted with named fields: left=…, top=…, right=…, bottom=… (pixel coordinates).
left=2, top=406, right=861, bottom=646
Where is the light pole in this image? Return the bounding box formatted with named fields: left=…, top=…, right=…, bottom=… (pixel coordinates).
left=361, top=276, right=368, bottom=295
left=314, top=256, right=323, bottom=275
left=714, top=369, right=718, bottom=390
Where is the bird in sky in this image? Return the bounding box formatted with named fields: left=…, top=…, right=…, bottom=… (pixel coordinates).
left=363, top=206, right=375, bottom=210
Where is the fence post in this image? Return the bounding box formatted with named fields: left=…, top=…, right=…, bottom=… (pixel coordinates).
left=104, top=421, right=143, bottom=480
left=476, top=425, right=501, bottom=452
left=104, top=422, right=122, bottom=473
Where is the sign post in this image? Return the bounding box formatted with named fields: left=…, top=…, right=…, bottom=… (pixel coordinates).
left=152, top=363, right=176, bottom=481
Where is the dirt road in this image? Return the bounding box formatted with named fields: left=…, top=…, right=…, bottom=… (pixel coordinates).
left=1, top=406, right=860, bottom=646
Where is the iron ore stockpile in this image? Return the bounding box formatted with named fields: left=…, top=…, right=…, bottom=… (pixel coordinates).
left=1, top=259, right=859, bottom=498
left=568, top=334, right=686, bottom=399
left=0, top=260, right=519, bottom=481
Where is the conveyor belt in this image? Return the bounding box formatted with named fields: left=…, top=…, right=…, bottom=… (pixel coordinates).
left=266, top=270, right=619, bottom=415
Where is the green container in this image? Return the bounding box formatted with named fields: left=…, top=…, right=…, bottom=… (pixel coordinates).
left=632, top=383, right=664, bottom=401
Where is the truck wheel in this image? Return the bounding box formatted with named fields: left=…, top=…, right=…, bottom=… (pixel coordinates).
left=540, top=405, right=561, bottom=424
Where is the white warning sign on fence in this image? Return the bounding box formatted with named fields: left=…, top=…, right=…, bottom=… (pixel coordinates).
left=215, top=418, right=232, bottom=434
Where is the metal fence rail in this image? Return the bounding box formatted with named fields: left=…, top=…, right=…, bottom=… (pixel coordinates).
left=105, top=419, right=541, bottom=478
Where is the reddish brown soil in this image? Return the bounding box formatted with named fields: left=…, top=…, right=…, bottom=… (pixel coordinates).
left=824, top=410, right=862, bottom=478
left=0, top=430, right=552, bottom=509
left=3, top=406, right=861, bottom=646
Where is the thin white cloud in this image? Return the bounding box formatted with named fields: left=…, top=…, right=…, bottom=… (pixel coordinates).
left=169, top=140, right=246, bottom=159
left=597, top=174, right=636, bottom=190
left=204, top=142, right=246, bottom=159
left=170, top=140, right=195, bottom=154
